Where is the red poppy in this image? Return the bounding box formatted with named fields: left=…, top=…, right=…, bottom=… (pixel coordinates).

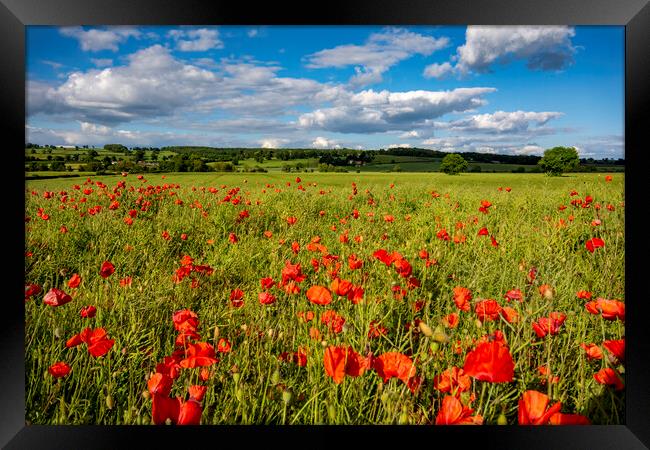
left=331, top=278, right=352, bottom=296
left=188, top=385, right=208, bottom=402
left=179, top=342, right=218, bottom=368
left=230, top=289, right=244, bottom=308
left=281, top=260, right=306, bottom=284
left=474, top=299, right=501, bottom=322
left=260, top=277, right=275, bottom=289
left=463, top=341, right=514, bottom=383
left=346, top=285, right=364, bottom=304
left=585, top=298, right=625, bottom=321
left=119, top=276, right=132, bottom=287
left=85, top=328, right=115, bottom=358
left=67, top=273, right=81, bottom=289
left=321, top=310, right=346, bottom=334
left=286, top=216, right=297, bottom=225
left=348, top=254, right=363, bottom=270
left=258, top=291, right=277, bottom=305
left=532, top=312, right=566, bottom=338
left=453, top=287, right=472, bottom=312
left=43, top=288, right=72, bottom=307
left=48, top=361, right=71, bottom=378
left=25, top=283, right=42, bottom=301
left=576, top=290, right=593, bottom=300
left=585, top=237, right=605, bottom=253
left=367, top=320, right=388, bottom=339
left=593, top=367, right=624, bottom=391
left=323, top=346, right=369, bottom=384
left=80, top=305, right=97, bottom=318
left=217, top=338, right=232, bottom=353
left=518, top=390, right=562, bottom=425
left=477, top=227, right=489, bottom=236
left=394, top=258, right=413, bottom=278
left=99, top=261, right=115, bottom=278
left=435, top=395, right=483, bottom=425
left=436, top=229, right=450, bottom=241
left=372, top=352, right=416, bottom=384
left=152, top=394, right=182, bottom=425
left=580, top=343, right=603, bottom=360
left=442, top=313, right=460, bottom=328
left=602, top=339, right=624, bottom=363
left=229, top=233, right=238, bottom=244
left=173, top=309, right=199, bottom=332
left=434, top=367, right=472, bottom=395
left=306, top=285, right=332, bottom=306
left=148, top=373, right=173, bottom=396
left=500, top=306, right=520, bottom=323
left=548, top=413, right=591, bottom=425
left=504, top=289, right=523, bottom=302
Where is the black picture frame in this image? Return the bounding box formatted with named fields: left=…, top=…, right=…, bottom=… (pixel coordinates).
left=4, top=0, right=648, bottom=448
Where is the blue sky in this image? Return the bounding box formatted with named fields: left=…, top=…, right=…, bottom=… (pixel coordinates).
left=26, top=25, right=624, bottom=158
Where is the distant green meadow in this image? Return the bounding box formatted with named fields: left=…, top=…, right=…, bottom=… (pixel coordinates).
left=25, top=172, right=624, bottom=425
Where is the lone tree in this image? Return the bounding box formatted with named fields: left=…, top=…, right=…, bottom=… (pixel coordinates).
left=440, top=153, right=468, bottom=175
left=538, top=146, right=580, bottom=176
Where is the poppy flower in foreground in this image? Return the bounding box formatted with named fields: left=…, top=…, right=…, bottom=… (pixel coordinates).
left=433, top=367, right=472, bottom=395
left=585, top=237, right=605, bottom=253
left=518, top=390, right=562, bottom=425
left=532, top=312, right=567, bottom=338
left=230, top=289, right=244, bottom=308
left=474, top=299, right=501, bottom=322
left=67, top=273, right=81, bottom=289
left=306, top=285, right=332, bottom=306
left=585, top=298, right=625, bottom=321
left=602, top=339, right=624, bottom=363
left=43, top=288, right=73, bottom=307
left=463, top=341, right=514, bottom=383
left=580, top=343, right=603, bottom=360
left=148, top=372, right=173, bottom=397
left=453, top=287, right=472, bottom=312
left=152, top=394, right=203, bottom=425
left=179, top=342, right=219, bottom=368
left=99, top=261, right=115, bottom=278
left=258, top=291, right=277, bottom=305
left=435, top=395, right=483, bottom=425
left=66, top=327, right=115, bottom=358
left=323, top=345, right=370, bottom=384
left=25, top=283, right=42, bottom=301
left=80, top=305, right=97, bottom=318
left=372, top=352, right=416, bottom=384
left=173, top=309, right=200, bottom=332
left=593, top=368, right=624, bottom=391
left=48, top=361, right=71, bottom=378
left=548, top=413, right=591, bottom=425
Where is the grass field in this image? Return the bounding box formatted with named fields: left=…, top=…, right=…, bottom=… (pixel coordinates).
left=24, top=171, right=625, bottom=425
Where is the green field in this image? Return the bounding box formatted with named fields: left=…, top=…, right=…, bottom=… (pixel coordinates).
left=25, top=172, right=625, bottom=425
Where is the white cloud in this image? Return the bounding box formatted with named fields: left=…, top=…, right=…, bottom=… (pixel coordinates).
left=441, top=110, right=563, bottom=134
left=297, top=87, right=496, bottom=133
left=399, top=130, right=420, bottom=138
left=91, top=58, right=113, bottom=67
left=168, top=28, right=223, bottom=52
left=388, top=143, right=412, bottom=149
left=59, top=26, right=140, bottom=52
left=247, top=29, right=259, bottom=38
left=454, top=26, right=577, bottom=75
left=311, top=136, right=341, bottom=149
left=260, top=138, right=289, bottom=149
left=80, top=121, right=111, bottom=135
left=305, top=27, right=449, bottom=87
left=515, top=144, right=544, bottom=155
left=423, top=62, right=454, bottom=79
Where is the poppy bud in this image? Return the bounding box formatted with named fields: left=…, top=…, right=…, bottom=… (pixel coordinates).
left=271, top=369, right=281, bottom=385
left=432, top=326, right=449, bottom=343
left=380, top=392, right=390, bottom=404
left=418, top=321, right=434, bottom=337
left=327, top=402, right=337, bottom=422
left=106, top=394, right=114, bottom=410
left=54, top=327, right=61, bottom=339
left=398, top=406, right=409, bottom=425
left=497, top=413, right=508, bottom=425
left=233, top=372, right=240, bottom=384
left=475, top=319, right=483, bottom=328
left=235, top=387, right=244, bottom=402
left=165, top=418, right=173, bottom=425
left=430, top=342, right=440, bottom=353
left=282, top=390, right=293, bottom=405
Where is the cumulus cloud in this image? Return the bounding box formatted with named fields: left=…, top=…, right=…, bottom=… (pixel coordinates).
left=91, top=58, right=113, bottom=67
left=59, top=26, right=141, bottom=52
left=388, top=143, right=412, bottom=149
left=305, top=27, right=449, bottom=87
left=168, top=28, right=224, bottom=51
left=311, top=136, right=341, bottom=149
left=423, top=62, right=454, bottom=79
left=439, top=110, right=564, bottom=134
left=260, top=138, right=290, bottom=149
left=399, top=130, right=421, bottom=138
left=297, top=87, right=496, bottom=133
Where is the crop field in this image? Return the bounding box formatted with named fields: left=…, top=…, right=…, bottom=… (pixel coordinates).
left=24, top=172, right=625, bottom=425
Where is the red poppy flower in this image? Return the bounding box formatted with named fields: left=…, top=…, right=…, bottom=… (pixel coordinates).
left=435, top=395, right=483, bottom=425
left=372, top=352, right=416, bottom=384
left=576, top=290, right=593, bottom=300
left=323, top=346, right=370, bottom=384
left=532, top=312, right=566, bottom=338
left=453, top=287, right=472, bottom=312
left=281, top=260, right=306, bottom=284
left=179, top=342, right=218, bottom=368
left=477, top=227, right=489, bottom=236
left=156, top=356, right=182, bottom=380
left=152, top=394, right=182, bottom=425
left=548, top=413, right=591, bottom=425
left=43, top=288, right=72, bottom=307
left=463, top=341, right=514, bottom=383
left=258, top=291, right=277, bottom=305
left=593, top=368, right=624, bottom=391
left=331, top=278, right=352, bottom=296
left=173, top=309, right=199, bottom=332
left=260, top=277, right=275, bottom=289
left=580, top=343, right=603, bottom=360
left=48, top=361, right=71, bottom=378
left=346, top=285, right=364, bottom=304
left=504, top=289, right=523, bottom=302
left=306, top=285, right=332, bottom=306
left=229, top=233, right=238, bottom=244
left=230, top=289, right=244, bottom=308
left=148, top=373, right=173, bottom=396
left=119, top=276, right=132, bottom=287
left=394, top=258, right=413, bottom=278
left=500, top=306, right=520, bottom=323
left=80, top=305, right=97, bottom=318
left=99, top=261, right=115, bottom=278
left=85, top=328, right=115, bottom=358
left=321, top=310, right=345, bottom=334
left=217, top=338, right=232, bottom=353
left=585, top=298, right=625, bottom=321
left=67, top=273, right=81, bottom=289
left=188, top=385, right=207, bottom=402
left=434, top=367, right=472, bottom=395
left=602, top=339, right=624, bottom=363
left=474, top=299, right=501, bottom=322
left=518, top=390, right=563, bottom=425
left=585, top=237, right=605, bottom=253
left=442, top=313, right=460, bottom=328
left=436, top=229, right=450, bottom=241
left=348, top=254, right=363, bottom=270
left=25, top=283, right=42, bottom=301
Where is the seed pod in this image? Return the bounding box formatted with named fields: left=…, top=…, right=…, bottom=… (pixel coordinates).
left=282, top=390, right=293, bottom=405
left=106, top=394, right=114, bottom=410
left=497, top=413, right=508, bottom=425
left=271, top=368, right=281, bottom=385
left=327, top=402, right=337, bottom=422
left=430, top=342, right=440, bottom=353
left=232, top=372, right=241, bottom=384
left=418, top=321, right=433, bottom=337
left=53, top=327, right=61, bottom=339
left=432, top=325, right=449, bottom=343
left=398, top=406, right=409, bottom=425
left=213, top=326, right=220, bottom=339
left=235, top=387, right=244, bottom=402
